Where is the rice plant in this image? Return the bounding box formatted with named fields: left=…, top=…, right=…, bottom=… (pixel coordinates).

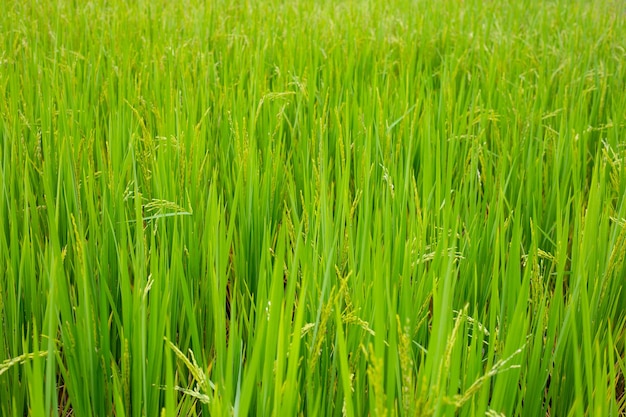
left=1, top=0, right=625, bottom=416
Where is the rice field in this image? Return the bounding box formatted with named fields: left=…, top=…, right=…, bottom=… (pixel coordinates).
left=1, top=0, right=626, bottom=415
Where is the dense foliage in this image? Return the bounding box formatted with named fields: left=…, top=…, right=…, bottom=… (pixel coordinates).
left=1, top=0, right=625, bottom=415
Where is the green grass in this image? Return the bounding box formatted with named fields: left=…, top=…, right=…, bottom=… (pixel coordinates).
left=1, top=0, right=626, bottom=415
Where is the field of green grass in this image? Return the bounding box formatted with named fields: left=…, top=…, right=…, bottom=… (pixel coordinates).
left=1, top=0, right=626, bottom=415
